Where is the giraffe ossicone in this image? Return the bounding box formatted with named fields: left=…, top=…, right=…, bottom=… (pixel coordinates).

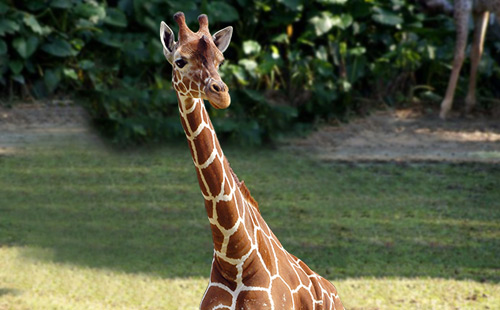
left=160, top=12, right=345, bottom=310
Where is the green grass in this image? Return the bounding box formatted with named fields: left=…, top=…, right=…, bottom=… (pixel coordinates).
left=1, top=139, right=499, bottom=309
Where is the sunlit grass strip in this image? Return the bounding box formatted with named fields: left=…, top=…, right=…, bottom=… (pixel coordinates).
left=339, top=277, right=500, bottom=310
left=2, top=247, right=498, bottom=310
left=1, top=246, right=207, bottom=310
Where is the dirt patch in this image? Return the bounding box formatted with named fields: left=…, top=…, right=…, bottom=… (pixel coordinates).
left=1, top=103, right=499, bottom=163
left=290, top=107, right=500, bottom=163
left=0, top=102, right=98, bottom=154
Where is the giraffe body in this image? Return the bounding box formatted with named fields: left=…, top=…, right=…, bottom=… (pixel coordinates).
left=423, top=0, right=500, bottom=119
left=160, top=13, right=344, bottom=310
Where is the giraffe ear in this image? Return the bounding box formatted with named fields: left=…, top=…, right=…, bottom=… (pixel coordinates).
left=212, top=26, right=233, bottom=53
left=160, top=21, right=176, bottom=63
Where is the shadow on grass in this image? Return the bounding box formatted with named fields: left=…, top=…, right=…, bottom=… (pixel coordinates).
left=0, top=288, right=22, bottom=297
left=1, top=145, right=499, bottom=282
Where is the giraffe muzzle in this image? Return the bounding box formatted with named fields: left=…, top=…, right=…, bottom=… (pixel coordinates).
left=205, top=80, right=231, bottom=109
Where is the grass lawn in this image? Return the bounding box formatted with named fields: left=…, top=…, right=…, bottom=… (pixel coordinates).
left=1, top=139, right=499, bottom=309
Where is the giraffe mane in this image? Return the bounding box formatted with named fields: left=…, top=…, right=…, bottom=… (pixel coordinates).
left=229, top=166, right=260, bottom=213
left=239, top=181, right=260, bottom=213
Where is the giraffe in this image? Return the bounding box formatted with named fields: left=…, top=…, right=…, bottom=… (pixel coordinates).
left=159, top=12, right=345, bottom=310
left=420, top=0, right=500, bottom=119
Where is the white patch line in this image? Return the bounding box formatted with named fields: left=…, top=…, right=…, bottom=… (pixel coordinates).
left=197, top=148, right=218, bottom=169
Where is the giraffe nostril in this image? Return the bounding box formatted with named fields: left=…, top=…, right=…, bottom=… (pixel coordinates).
left=211, top=83, right=221, bottom=92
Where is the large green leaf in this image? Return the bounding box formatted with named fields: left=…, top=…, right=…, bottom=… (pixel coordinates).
left=243, top=40, right=262, bottom=55
left=0, top=40, right=6, bottom=55
left=75, top=2, right=106, bottom=22
left=310, top=12, right=350, bottom=36
left=104, top=8, right=127, bottom=28
left=0, top=2, right=9, bottom=14
left=44, top=68, right=61, bottom=93
left=78, top=59, right=95, bottom=70
left=118, top=0, right=134, bottom=15
left=24, top=0, right=47, bottom=11
left=63, top=68, right=78, bottom=80
left=338, top=14, right=353, bottom=29
left=226, top=64, right=248, bottom=85
left=71, top=38, right=85, bottom=51
left=41, top=38, right=76, bottom=57
left=50, top=0, right=73, bottom=9
left=372, top=7, right=403, bottom=26
left=315, top=45, right=328, bottom=61
left=24, top=59, right=36, bottom=73
left=9, top=60, right=23, bottom=75
left=317, top=0, right=347, bottom=3
left=23, top=14, right=43, bottom=34
left=0, top=19, right=20, bottom=36
left=309, top=12, right=331, bottom=36
left=206, top=2, right=239, bottom=23
left=96, top=31, right=122, bottom=48
left=165, top=0, right=197, bottom=12
left=13, top=36, right=39, bottom=59
left=238, top=59, right=258, bottom=77
left=272, top=33, right=289, bottom=44
left=277, top=0, right=303, bottom=11
left=12, top=74, right=25, bottom=84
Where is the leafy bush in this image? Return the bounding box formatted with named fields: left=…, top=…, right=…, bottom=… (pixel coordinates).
left=1, top=0, right=499, bottom=145
left=0, top=1, right=116, bottom=97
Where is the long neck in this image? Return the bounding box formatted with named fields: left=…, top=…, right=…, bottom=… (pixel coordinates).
left=177, top=94, right=258, bottom=260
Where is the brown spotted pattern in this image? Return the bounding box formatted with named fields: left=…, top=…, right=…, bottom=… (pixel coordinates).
left=163, top=13, right=345, bottom=310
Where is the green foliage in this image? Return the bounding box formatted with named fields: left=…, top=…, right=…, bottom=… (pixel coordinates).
left=0, top=0, right=104, bottom=97
left=1, top=0, right=499, bottom=145
left=84, top=87, right=184, bottom=144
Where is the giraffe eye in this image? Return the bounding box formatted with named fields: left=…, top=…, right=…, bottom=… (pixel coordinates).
left=175, top=58, right=187, bottom=68
left=219, top=60, right=225, bottom=68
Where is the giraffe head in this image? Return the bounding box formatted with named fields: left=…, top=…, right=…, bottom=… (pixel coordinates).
left=160, top=12, right=233, bottom=109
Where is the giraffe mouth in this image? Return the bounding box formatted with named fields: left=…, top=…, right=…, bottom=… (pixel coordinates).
left=204, top=80, right=231, bottom=109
